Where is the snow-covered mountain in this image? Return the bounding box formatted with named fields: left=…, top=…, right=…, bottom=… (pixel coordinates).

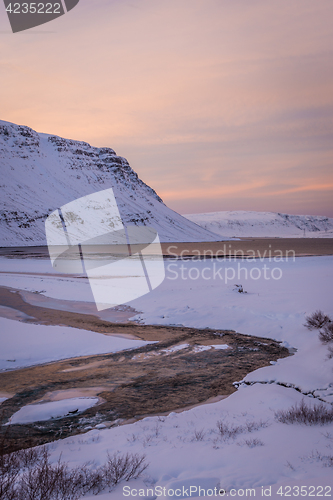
left=184, top=211, right=333, bottom=238
left=0, top=120, right=222, bottom=247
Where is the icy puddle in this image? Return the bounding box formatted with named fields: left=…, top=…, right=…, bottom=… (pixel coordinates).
left=132, top=343, right=230, bottom=360
left=193, top=344, right=229, bottom=352
left=7, top=397, right=100, bottom=425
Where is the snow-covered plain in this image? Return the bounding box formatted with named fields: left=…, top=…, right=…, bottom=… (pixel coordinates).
left=0, top=316, right=153, bottom=371
left=184, top=210, right=333, bottom=238
left=1, top=254, right=333, bottom=497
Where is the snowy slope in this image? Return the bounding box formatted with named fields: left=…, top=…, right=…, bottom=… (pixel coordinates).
left=184, top=210, right=333, bottom=238
left=0, top=120, right=222, bottom=246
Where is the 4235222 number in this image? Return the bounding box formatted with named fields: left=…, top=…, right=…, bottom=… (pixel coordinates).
left=5, top=3, right=61, bottom=14
left=276, top=485, right=332, bottom=497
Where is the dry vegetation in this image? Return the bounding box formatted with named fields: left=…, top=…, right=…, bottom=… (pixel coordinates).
left=304, top=310, right=331, bottom=331
left=304, top=310, right=333, bottom=355
left=275, top=399, right=333, bottom=426
left=0, top=441, right=148, bottom=500
left=216, top=419, right=268, bottom=440
left=319, top=322, right=333, bottom=344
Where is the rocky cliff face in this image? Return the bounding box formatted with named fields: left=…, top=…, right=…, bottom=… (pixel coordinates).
left=0, top=120, right=221, bottom=246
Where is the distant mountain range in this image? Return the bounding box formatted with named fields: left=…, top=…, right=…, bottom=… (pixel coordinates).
left=184, top=211, right=333, bottom=238
left=0, top=120, right=222, bottom=247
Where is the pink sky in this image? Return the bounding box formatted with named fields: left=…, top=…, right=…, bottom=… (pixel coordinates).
left=1, top=0, right=333, bottom=216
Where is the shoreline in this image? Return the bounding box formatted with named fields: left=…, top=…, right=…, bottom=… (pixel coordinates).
left=0, top=286, right=290, bottom=453
left=0, top=238, right=332, bottom=259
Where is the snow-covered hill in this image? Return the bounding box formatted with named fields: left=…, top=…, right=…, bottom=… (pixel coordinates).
left=0, top=120, right=222, bottom=247
left=184, top=210, right=333, bottom=238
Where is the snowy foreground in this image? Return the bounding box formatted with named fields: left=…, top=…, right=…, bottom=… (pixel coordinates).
left=0, top=255, right=333, bottom=497
left=184, top=211, right=333, bottom=238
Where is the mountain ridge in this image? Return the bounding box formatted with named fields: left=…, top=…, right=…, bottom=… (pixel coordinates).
left=184, top=210, right=333, bottom=238
left=0, top=120, right=223, bottom=247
